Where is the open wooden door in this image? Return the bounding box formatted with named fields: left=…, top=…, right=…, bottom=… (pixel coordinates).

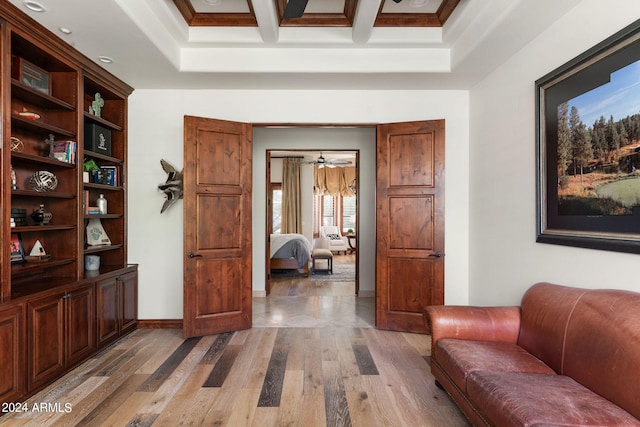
left=183, top=116, right=253, bottom=338
left=376, top=120, right=445, bottom=333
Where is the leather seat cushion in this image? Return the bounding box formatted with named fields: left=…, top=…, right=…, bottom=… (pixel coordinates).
left=434, top=339, right=555, bottom=393
left=467, top=371, right=640, bottom=426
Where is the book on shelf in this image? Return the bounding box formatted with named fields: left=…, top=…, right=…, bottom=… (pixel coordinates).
left=95, top=165, right=118, bottom=186
left=53, top=140, right=76, bottom=164
left=83, top=191, right=101, bottom=215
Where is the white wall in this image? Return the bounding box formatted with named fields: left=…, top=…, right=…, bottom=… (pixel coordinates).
left=128, top=90, right=470, bottom=319
left=469, top=0, right=640, bottom=305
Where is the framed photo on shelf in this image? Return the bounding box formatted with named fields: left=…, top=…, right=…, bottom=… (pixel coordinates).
left=536, top=19, right=640, bottom=254
left=10, top=233, right=25, bottom=263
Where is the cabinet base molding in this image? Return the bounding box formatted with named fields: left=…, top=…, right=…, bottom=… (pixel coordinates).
left=137, top=319, right=183, bottom=329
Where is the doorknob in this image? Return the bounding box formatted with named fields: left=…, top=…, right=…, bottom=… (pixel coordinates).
left=188, top=252, right=202, bottom=259
left=429, top=251, right=443, bottom=258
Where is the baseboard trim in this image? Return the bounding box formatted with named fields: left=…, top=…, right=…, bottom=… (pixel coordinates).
left=252, top=291, right=267, bottom=297
left=358, top=290, right=374, bottom=298
left=137, top=319, right=183, bottom=329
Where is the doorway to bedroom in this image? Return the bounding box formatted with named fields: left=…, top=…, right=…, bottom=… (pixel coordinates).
left=259, top=147, right=370, bottom=327
left=267, top=149, right=358, bottom=287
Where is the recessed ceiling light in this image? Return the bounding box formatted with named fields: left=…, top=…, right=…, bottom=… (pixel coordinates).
left=23, top=1, right=46, bottom=12
left=59, top=27, right=72, bottom=35
left=97, top=56, right=113, bottom=64
left=409, top=0, right=427, bottom=7
left=203, top=0, right=222, bottom=5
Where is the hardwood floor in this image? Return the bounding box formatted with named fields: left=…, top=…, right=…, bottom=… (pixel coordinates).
left=2, top=255, right=469, bottom=426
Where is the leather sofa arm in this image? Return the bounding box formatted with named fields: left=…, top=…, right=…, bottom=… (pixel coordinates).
left=423, top=305, right=521, bottom=346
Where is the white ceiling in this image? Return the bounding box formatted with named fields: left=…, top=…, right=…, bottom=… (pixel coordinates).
left=9, top=0, right=582, bottom=90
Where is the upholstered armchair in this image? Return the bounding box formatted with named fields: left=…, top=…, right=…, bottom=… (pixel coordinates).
left=319, top=225, right=349, bottom=254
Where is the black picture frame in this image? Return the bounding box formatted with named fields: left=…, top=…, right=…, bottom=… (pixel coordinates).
left=536, top=19, right=640, bottom=254
left=10, top=233, right=25, bottom=263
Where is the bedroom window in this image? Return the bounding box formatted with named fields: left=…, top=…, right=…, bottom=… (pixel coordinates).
left=342, top=196, right=356, bottom=231
left=322, top=196, right=335, bottom=227
left=313, top=194, right=356, bottom=235
left=272, top=184, right=282, bottom=233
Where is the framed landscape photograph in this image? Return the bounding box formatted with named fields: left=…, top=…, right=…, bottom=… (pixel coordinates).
left=536, top=19, right=640, bottom=254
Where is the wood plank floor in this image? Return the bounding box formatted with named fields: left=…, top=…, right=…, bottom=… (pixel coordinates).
left=2, top=255, right=469, bottom=426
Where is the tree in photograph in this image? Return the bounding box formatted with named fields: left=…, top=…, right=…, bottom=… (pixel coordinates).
left=606, top=115, right=621, bottom=162
left=574, top=122, right=593, bottom=184
left=569, top=106, right=583, bottom=176
left=591, top=116, right=607, bottom=164
left=619, top=121, right=630, bottom=147
left=557, top=102, right=572, bottom=177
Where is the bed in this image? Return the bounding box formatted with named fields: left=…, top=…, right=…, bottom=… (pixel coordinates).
left=270, top=233, right=312, bottom=276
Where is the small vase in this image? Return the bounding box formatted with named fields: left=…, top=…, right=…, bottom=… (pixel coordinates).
left=31, top=204, right=52, bottom=226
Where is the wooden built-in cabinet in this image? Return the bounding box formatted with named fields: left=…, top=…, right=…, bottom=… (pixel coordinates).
left=96, top=269, right=138, bottom=347
left=27, top=282, right=95, bottom=392
left=0, top=2, right=137, bottom=405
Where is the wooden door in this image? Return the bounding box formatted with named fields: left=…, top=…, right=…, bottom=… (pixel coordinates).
left=376, top=120, right=445, bottom=333
left=183, top=116, right=253, bottom=338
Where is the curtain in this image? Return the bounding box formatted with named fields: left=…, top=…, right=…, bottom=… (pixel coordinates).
left=314, top=166, right=356, bottom=196
left=281, top=158, right=302, bottom=234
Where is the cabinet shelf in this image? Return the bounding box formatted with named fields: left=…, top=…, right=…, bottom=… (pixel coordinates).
left=84, top=214, right=123, bottom=220
left=84, top=244, right=124, bottom=254
left=11, top=257, right=76, bottom=276
left=11, top=225, right=75, bottom=233
left=84, top=183, right=123, bottom=192
left=83, top=150, right=123, bottom=164
left=11, top=79, right=75, bottom=111
left=11, top=151, right=76, bottom=168
left=12, top=113, right=76, bottom=138
left=12, top=189, right=75, bottom=199
left=84, top=112, right=122, bottom=132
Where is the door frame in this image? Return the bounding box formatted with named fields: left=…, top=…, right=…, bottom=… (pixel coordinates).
left=183, top=122, right=445, bottom=335
left=264, top=148, right=360, bottom=296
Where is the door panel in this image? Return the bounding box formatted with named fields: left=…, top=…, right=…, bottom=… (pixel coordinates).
left=376, top=120, right=445, bottom=333
left=183, top=116, right=252, bottom=338
left=65, top=284, right=96, bottom=366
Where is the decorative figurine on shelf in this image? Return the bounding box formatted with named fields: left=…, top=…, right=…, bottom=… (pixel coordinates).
left=10, top=165, right=17, bottom=190
left=10, top=136, right=24, bottom=152
left=31, top=204, right=52, bottom=226
left=17, top=107, right=40, bottom=120
left=91, top=92, right=104, bottom=117
left=86, top=218, right=111, bottom=246
left=29, top=170, right=58, bottom=192
left=27, top=240, right=51, bottom=262
left=45, top=133, right=55, bottom=158
left=158, top=159, right=183, bottom=214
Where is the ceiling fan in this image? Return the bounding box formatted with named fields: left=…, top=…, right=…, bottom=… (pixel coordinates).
left=282, top=0, right=309, bottom=19
left=305, top=152, right=353, bottom=168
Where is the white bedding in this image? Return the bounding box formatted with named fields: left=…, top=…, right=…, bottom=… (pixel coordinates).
left=270, top=233, right=312, bottom=258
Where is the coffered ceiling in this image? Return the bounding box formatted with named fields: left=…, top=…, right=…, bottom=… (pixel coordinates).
left=173, top=0, right=460, bottom=28
left=9, top=0, right=583, bottom=90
